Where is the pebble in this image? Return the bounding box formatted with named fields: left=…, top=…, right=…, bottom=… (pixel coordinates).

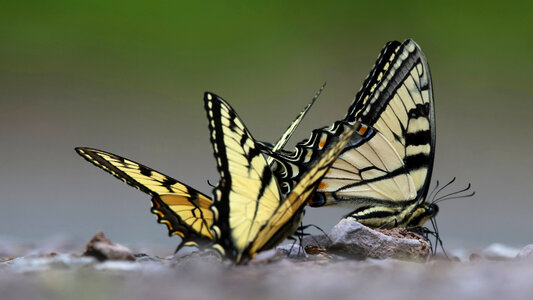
left=481, top=243, right=519, bottom=260
left=516, top=244, right=533, bottom=259
left=83, top=232, right=135, bottom=261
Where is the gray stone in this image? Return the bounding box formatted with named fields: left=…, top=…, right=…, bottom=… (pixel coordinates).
left=481, top=243, right=519, bottom=260
left=83, top=232, right=135, bottom=262
left=319, top=219, right=430, bottom=261
left=249, top=248, right=280, bottom=265
left=516, top=244, right=533, bottom=260
left=276, top=244, right=308, bottom=259
left=301, top=234, right=332, bottom=249
left=1, top=253, right=96, bottom=273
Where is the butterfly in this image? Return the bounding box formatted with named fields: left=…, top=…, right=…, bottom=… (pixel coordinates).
left=75, top=85, right=324, bottom=252
left=203, top=92, right=360, bottom=263
left=76, top=89, right=359, bottom=263
left=261, top=39, right=441, bottom=229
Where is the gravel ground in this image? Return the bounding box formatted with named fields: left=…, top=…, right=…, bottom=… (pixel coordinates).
left=1, top=239, right=532, bottom=300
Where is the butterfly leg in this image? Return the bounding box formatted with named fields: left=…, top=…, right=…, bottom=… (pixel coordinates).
left=378, top=218, right=398, bottom=229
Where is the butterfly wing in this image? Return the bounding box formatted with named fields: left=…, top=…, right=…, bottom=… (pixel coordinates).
left=343, top=39, right=435, bottom=203
left=204, top=92, right=283, bottom=262
left=262, top=39, right=435, bottom=228
left=75, top=147, right=214, bottom=249
left=248, top=121, right=361, bottom=256
left=266, top=82, right=325, bottom=165
left=315, top=125, right=416, bottom=203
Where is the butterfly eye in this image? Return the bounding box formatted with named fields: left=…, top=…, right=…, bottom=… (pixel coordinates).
left=280, top=182, right=290, bottom=194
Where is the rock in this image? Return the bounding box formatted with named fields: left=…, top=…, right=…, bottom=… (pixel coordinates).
left=1, top=256, right=15, bottom=262
left=516, top=244, right=533, bottom=260
left=301, top=234, right=332, bottom=250
left=165, top=246, right=201, bottom=260
left=1, top=253, right=95, bottom=273
left=469, top=253, right=483, bottom=262
left=276, top=244, right=308, bottom=259
left=481, top=243, right=519, bottom=260
left=168, top=249, right=223, bottom=268
left=0, top=239, right=31, bottom=258
left=320, top=219, right=430, bottom=261
left=249, top=249, right=281, bottom=265
left=83, top=232, right=135, bottom=262
left=134, top=253, right=162, bottom=263
left=93, top=261, right=140, bottom=271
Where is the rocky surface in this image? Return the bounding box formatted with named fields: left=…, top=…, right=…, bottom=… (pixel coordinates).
left=2, top=249, right=533, bottom=300
left=517, top=244, right=533, bottom=259
left=2, top=226, right=533, bottom=300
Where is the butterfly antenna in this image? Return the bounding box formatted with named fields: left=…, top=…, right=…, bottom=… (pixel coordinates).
left=207, top=180, right=216, bottom=188
left=426, top=180, right=440, bottom=203
left=434, top=183, right=475, bottom=204
left=430, top=177, right=456, bottom=203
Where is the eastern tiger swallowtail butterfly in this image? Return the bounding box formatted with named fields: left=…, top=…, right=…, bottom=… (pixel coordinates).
left=76, top=89, right=359, bottom=263
left=75, top=88, right=324, bottom=253
left=204, top=92, right=361, bottom=264
left=261, top=39, right=440, bottom=229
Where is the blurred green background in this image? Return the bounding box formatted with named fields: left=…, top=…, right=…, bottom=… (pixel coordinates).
left=1, top=1, right=532, bottom=253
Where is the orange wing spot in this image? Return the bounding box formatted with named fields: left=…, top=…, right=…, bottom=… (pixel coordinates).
left=318, top=182, right=328, bottom=190
left=359, top=125, right=368, bottom=135
left=319, top=140, right=326, bottom=148
left=153, top=210, right=165, bottom=217
left=173, top=231, right=185, bottom=238
left=161, top=220, right=173, bottom=229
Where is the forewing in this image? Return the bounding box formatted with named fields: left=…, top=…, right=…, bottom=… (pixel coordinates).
left=204, top=93, right=281, bottom=261
left=345, top=39, right=435, bottom=200
left=266, top=83, right=325, bottom=164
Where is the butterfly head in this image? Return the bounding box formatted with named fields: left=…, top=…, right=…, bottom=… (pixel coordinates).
left=307, top=192, right=327, bottom=207
left=407, top=201, right=439, bottom=228
left=415, top=178, right=476, bottom=256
